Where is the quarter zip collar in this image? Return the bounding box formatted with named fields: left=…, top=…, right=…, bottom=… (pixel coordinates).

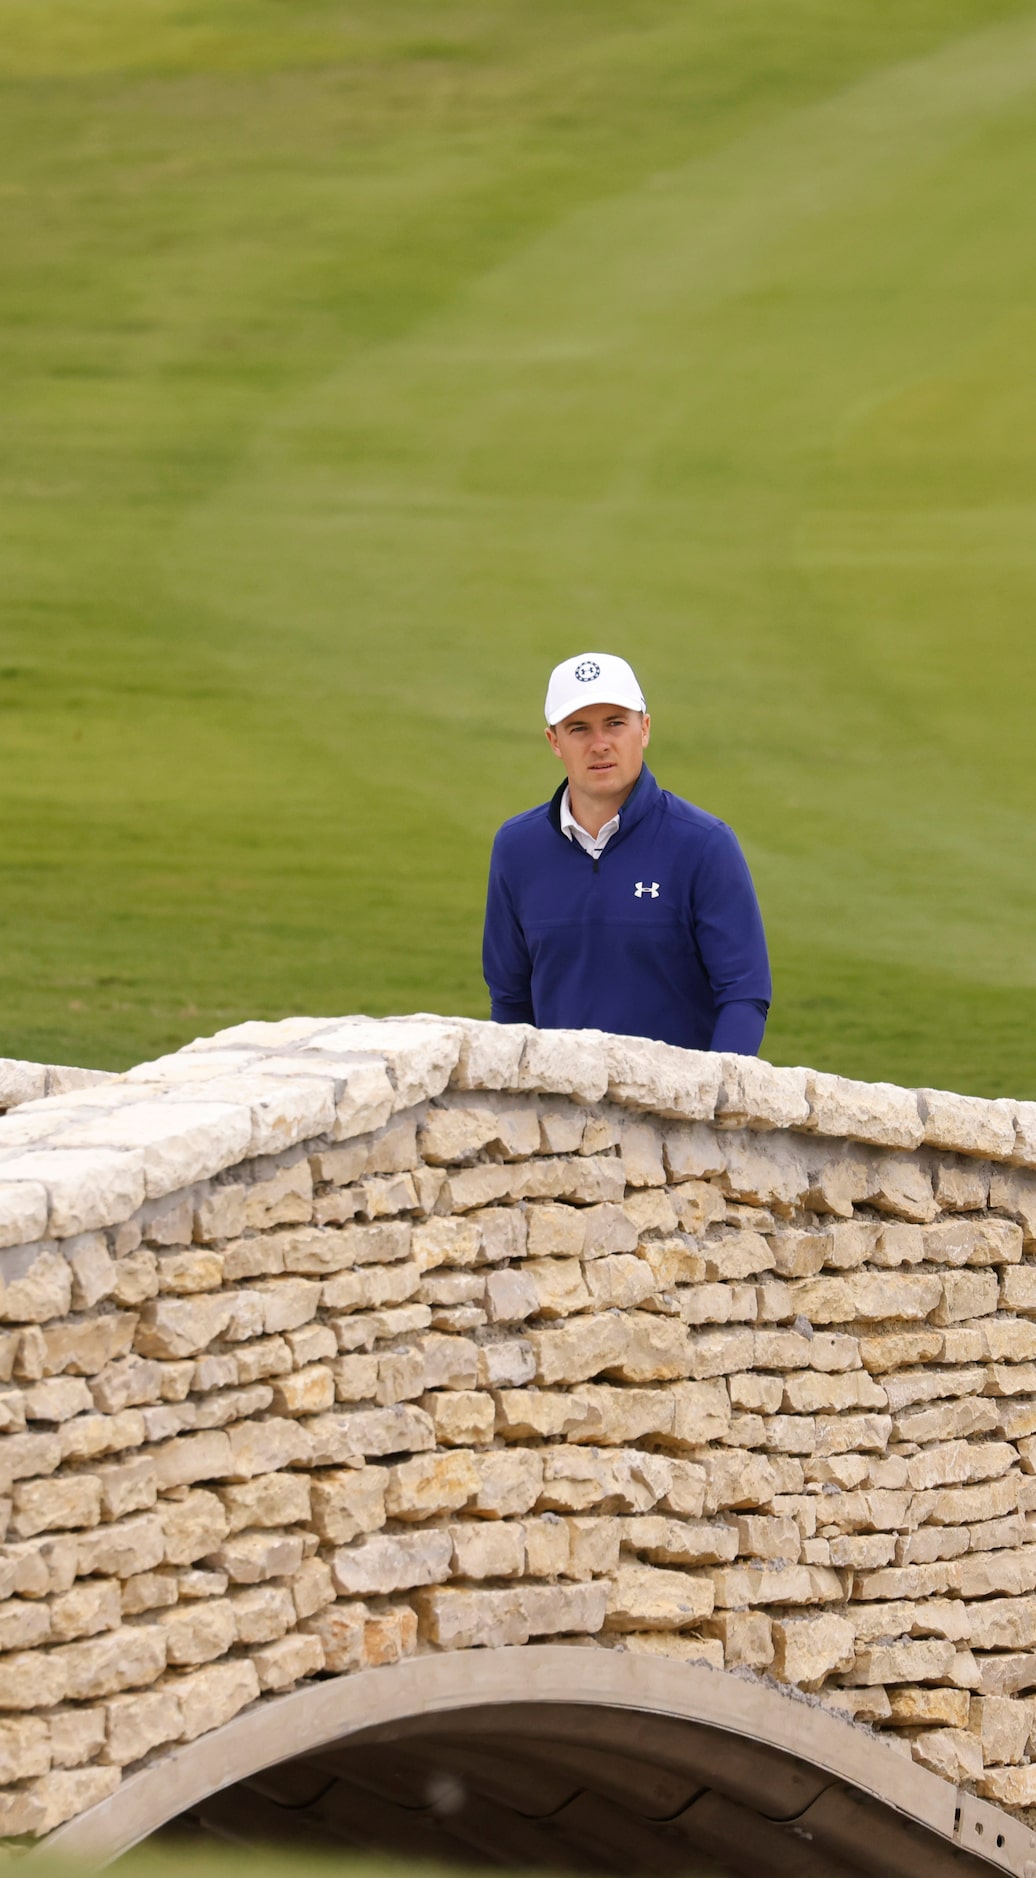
left=547, top=762, right=660, bottom=850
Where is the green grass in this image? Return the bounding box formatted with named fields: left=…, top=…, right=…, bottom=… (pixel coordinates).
left=2, top=0, right=1036, bottom=1095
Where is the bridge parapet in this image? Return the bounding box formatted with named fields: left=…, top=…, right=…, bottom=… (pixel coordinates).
left=2, top=1016, right=1036, bottom=1849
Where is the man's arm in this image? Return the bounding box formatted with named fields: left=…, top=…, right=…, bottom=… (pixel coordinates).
left=691, top=825, right=772, bottom=1055
left=482, top=835, right=535, bottom=1024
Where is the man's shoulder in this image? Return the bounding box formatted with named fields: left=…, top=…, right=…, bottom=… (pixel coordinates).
left=656, top=788, right=733, bottom=845
left=491, top=799, right=555, bottom=854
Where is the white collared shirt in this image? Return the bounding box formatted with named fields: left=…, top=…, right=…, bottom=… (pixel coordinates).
left=560, top=785, right=620, bottom=860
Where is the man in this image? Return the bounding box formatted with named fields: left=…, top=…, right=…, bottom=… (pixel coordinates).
left=482, top=652, right=771, bottom=1054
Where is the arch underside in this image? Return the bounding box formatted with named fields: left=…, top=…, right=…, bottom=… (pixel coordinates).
left=43, top=1650, right=1031, bottom=1877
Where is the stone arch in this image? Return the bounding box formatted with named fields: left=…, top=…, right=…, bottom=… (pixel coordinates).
left=1, top=1015, right=1036, bottom=1870
left=39, top=1648, right=1027, bottom=1873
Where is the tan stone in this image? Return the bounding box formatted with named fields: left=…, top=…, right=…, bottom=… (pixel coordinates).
left=567, top=1383, right=675, bottom=1446
left=910, top=1727, right=983, bottom=1784
left=620, top=1120, right=666, bottom=1187
left=770, top=1614, right=855, bottom=1690
left=424, top=1389, right=495, bottom=1447
left=421, top=1334, right=480, bottom=1390
left=525, top=1315, right=628, bottom=1386
left=158, top=1490, right=229, bottom=1566
left=175, top=1657, right=260, bottom=1741
left=0, top=1645, right=68, bottom=1708
left=524, top=1514, right=570, bottom=1576
left=483, top=1267, right=538, bottom=1323
left=332, top=1528, right=452, bottom=1596
left=251, top=1631, right=324, bottom=1691
left=677, top=1282, right=756, bottom=1326
left=384, top=1449, right=478, bottom=1520
left=0, top=1713, right=50, bottom=1782
left=699, top=1450, right=777, bottom=1514
left=59, top=1407, right=146, bottom=1463
left=208, top=1530, right=305, bottom=1584
left=135, top=1294, right=235, bottom=1359
left=977, top=1764, right=1036, bottom=1806
left=710, top=1563, right=843, bottom=1609
left=623, top=1188, right=679, bottom=1237
left=38, top=1312, right=138, bottom=1376
left=0, top=1249, right=73, bottom=1325
left=331, top=1352, right=379, bottom=1401
left=50, top=1580, right=121, bottom=1643
left=604, top=1562, right=714, bottom=1631
left=844, top=1639, right=957, bottom=1685
left=735, top=1515, right=801, bottom=1562
left=77, top=1511, right=165, bottom=1578
left=753, top=1329, right=860, bottom=1372
left=0, top=1596, right=50, bottom=1649
left=310, top=1467, right=386, bottom=1545
left=564, top=1516, right=621, bottom=1577
left=154, top=1597, right=235, bottom=1665
left=537, top=1449, right=672, bottom=1518
left=969, top=1693, right=1031, bottom=1763
left=231, top=1584, right=296, bottom=1643
left=152, top=1428, right=233, bottom=1491
left=964, top=1596, right=1036, bottom=1651
left=476, top=1339, right=535, bottom=1389
left=10, top=1474, right=101, bottom=1539
left=2, top=1763, right=122, bottom=1836
left=449, top=1521, right=525, bottom=1579
left=218, top=1473, right=310, bottom=1534
left=782, top=1370, right=887, bottom=1414
left=104, top=1685, right=184, bottom=1765
left=622, top=1516, right=736, bottom=1567
left=469, top=1449, right=544, bottom=1518
left=584, top=1254, right=657, bottom=1311
left=300, top=1600, right=366, bottom=1671
left=702, top=1610, right=774, bottom=1669
left=53, top=1622, right=166, bottom=1699
left=121, top=1572, right=177, bottom=1614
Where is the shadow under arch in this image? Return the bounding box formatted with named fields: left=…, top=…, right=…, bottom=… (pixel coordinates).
left=42, top=1647, right=1034, bottom=1876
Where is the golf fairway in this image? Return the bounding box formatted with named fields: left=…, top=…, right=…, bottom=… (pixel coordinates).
left=1, top=0, right=1035, bottom=1093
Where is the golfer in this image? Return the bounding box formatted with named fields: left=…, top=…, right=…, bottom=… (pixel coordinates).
left=483, top=652, right=771, bottom=1054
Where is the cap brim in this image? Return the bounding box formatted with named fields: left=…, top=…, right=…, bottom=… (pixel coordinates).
left=546, top=685, right=646, bottom=725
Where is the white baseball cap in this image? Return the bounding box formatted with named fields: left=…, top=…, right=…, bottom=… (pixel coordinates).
left=545, top=652, right=647, bottom=726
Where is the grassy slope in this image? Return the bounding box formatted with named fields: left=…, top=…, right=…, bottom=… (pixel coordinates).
left=1, top=0, right=1035, bottom=1093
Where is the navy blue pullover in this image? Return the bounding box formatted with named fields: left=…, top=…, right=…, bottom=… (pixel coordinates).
left=483, top=765, right=771, bottom=1054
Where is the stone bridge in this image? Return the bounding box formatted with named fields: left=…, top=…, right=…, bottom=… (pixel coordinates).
left=2, top=1016, right=1036, bottom=1875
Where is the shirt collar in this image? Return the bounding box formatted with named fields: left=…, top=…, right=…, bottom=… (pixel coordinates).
left=560, top=785, right=621, bottom=857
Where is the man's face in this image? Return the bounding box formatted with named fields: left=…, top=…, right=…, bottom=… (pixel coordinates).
left=546, top=701, right=651, bottom=805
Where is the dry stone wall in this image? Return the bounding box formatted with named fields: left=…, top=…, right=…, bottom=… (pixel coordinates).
left=2, top=1015, right=1036, bottom=1842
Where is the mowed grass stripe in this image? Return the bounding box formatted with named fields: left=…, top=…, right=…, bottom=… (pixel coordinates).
left=1, top=1, right=1034, bottom=1091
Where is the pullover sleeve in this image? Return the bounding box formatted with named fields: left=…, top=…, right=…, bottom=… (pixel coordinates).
left=691, top=824, right=772, bottom=1054
left=482, top=832, right=535, bottom=1024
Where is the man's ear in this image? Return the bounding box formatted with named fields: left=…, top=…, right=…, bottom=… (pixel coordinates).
left=641, top=712, right=651, bottom=749
left=545, top=725, right=563, bottom=760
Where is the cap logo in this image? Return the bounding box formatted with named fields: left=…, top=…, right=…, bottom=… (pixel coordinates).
left=574, top=659, right=601, bottom=682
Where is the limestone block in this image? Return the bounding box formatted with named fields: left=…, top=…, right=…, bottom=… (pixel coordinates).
left=678, top=1282, right=756, bottom=1327
left=802, top=1072, right=922, bottom=1148
left=564, top=1516, right=621, bottom=1578
left=521, top=1258, right=591, bottom=1318
left=619, top=1120, right=666, bottom=1188
left=292, top=1559, right=334, bottom=1622
left=584, top=1254, right=659, bottom=1313
left=919, top=1087, right=1017, bottom=1158
left=50, top=1580, right=122, bottom=1643
left=713, top=1058, right=808, bottom=1133
left=53, top=1623, right=167, bottom=1699
left=267, top=1364, right=335, bottom=1416
left=0, top=1431, right=61, bottom=1500
left=844, top=1637, right=958, bottom=1686
left=469, top=1450, right=544, bottom=1518
left=538, top=1101, right=589, bottom=1154
left=605, top=1035, right=721, bottom=1121
left=636, top=1239, right=706, bottom=1289
left=753, top=1329, right=860, bottom=1372
left=0, top=1180, right=49, bottom=1251
left=781, top=1370, right=887, bottom=1414
left=683, top=1328, right=754, bottom=1379
left=907, top=1438, right=1015, bottom=1492
left=223, top=1416, right=310, bottom=1479
left=77, top=1512, right=165, bottom=1579
left=10, top=1474, right=101, bottom=1539
left=175, top=1656, right=260, bottom=1742
left=332, top=1528, right=452, bottom=1597
left=208, top=1530, right=305, bottom=1584
left=610, top=1312, right=693, bottom=1382
left=134, top=1294, right=234, bottom=1360
left=882, top=1363, right=983, bottom=1412
left=871, top=1156, right=938, bottom=1223
left=0, top=1714, right=50, bottom=1783
left=527, top=1316, right=629, bottom=1386
left=910, top=1728, right=983, bottom=1784
left=449, top=1520, right=525, bottom=1580
left=0, top=1249, right=73, bottom=1326
left=234, top=1337, right=293, bottom=1384
left=411, top=1217, right=481, bottom=1272
left=230, top=1584, right=296, bottom=1644
left=859, top=1332, right=945, bottom=1374
left=566, top=1383, right=674, bottom=1446
left=384, top=1449, right=478, bottom=1520
left=662, top=1124, right=727, bottom=1184
left=604, top=1562, right=713, bottom=1631
left=2, top=1764, right=122, bottom=1836
left=701, top=1612, right=773, bottom=1671
left=469, top=1206, right=526, bottom=1265
left=883, top=1688, right=970, bottom=1727
left=484, top=1268, right=538, bottom=1324
left=152, top=1596, right=234, bottom=1666
left=769, top=1231, right=829, bottom=1279
left=537, top=1449, right=671, bottom=1517
left=968, top=1693, right=1032, bottom=1763
left=622, top=1517, right=736, bottom=1568
left=0, top=1597, right=51, bottom=1649
left=735, top=1515, right=801, bottom=1562
left=771, top=1614, right=855, bottom=1690
left=710, top=1563, right=843, bottom=1609
left=514, top=1155, right=626, bottom=1206
left=219, top=1473, right=310, bottom=1534
left=419, top=1334, right=479, bottom=1393
left=963, top=1596, right=1036, bottom=1652
left=117, top=1558, right=177, bottom=1609
left=59, top=1407, right=146, bottom=1464
left=330, top=1353, right=378, bottom=1402
left=0, top=1147, right=146, bottom=1237
left=424, top=1390, right=495, bottom=1447
left=38, top=1311, right=138, bottom=1377
left=23, top=1375, right=92, bottom=1422
left=298, top=1599, right=366, bottom=1671
left=251, top=1630, right=324, bottom=1692
left=699, top=1232, right=772, bottom=1283
left=623, top=1188, right=679, bottom=1237
left=977, top=1765, right=1036, bottom=1806
left=111, top=1250, right=160, bottom=1306
left=990, top=1169, right=1036, bottom=1243
left=0, top=1645, right=69, bottom=1709
left=159, top=1491, right=229, bottom=1566
left=103, top=1686, right=184, bottom=1766
left=698, top=1450, right=777, bottom=1515
left=931, top=1270, right=998, bottom=1326
left=525, top=1515, right=571, bottom=1576
left=477, top=1339, right=536, bottom=1388
left=151, top=1429, right=233, bottom=1491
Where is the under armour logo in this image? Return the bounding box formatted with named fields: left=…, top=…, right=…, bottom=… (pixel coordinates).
left=574, top=659, right=601, bottom=682
left=634, top=881, right=660, bottom=898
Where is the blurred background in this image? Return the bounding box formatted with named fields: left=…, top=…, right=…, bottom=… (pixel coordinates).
left=2, top=0, right=1036, bottom=1094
